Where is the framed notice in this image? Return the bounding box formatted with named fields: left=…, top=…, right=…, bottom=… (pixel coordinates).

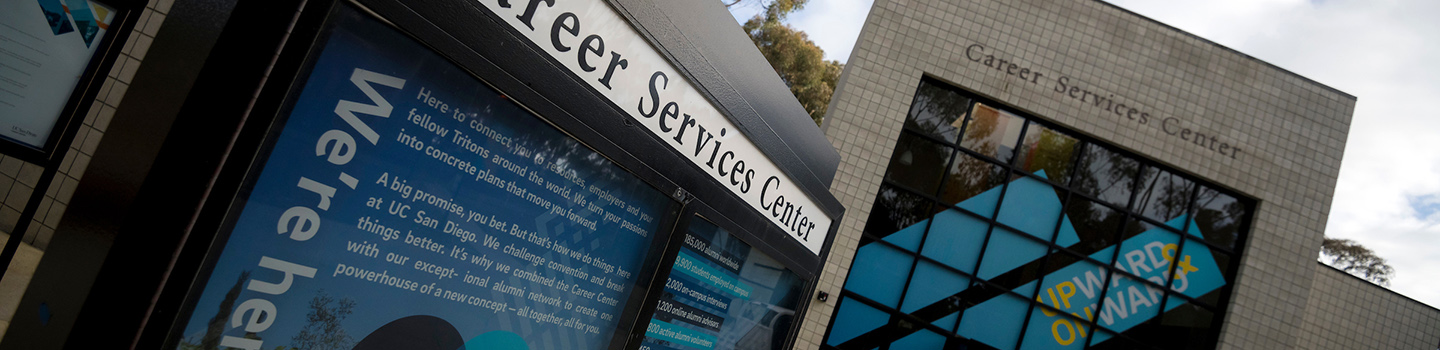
left=168, top=3, right=682, bottom=350
left=0, top=0, right=127, bottom=159
left=641, top=216, right=806, bottom=350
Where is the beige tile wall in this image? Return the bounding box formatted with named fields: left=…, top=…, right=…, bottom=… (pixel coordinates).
left=1296, top=264, right=1440, bottom=349
left=0, top=0, right=172, bottom=339
left=802, top=0, right=1372, bottom=349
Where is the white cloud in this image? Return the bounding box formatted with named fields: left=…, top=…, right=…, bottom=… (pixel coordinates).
left=1106, top=0, right=1440, bottom=308
left=787, top=0, right=874, bottom=62
left=727, top=0, right=875, bottom=62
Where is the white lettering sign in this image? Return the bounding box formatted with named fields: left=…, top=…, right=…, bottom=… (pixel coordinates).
left=473, top=0, right=831, bottom=254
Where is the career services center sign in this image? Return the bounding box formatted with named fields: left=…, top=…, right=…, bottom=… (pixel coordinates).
left=473, top=0, right=834, bottom=255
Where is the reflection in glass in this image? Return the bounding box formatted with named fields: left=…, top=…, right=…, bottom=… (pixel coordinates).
left=830, top=80, right=1252, bottom=350
left=905, top=82, right=970, bottom=143
left=1155, top=304, right=1216, bottom=350
left=960, top=103, right=1026, bottom=163
left=939, top=152, right=1009, bottom=208
left=886, top=131, right=953, bottom=195
left=1085, top=329, right=1148, bottom=350
left=1193, top=186, right=1247, bottom=250
left=1016, top=122, right=1080, bottom=185
left=1066, top=196, right=1125, bottom=259
left=863, top=184, right=935, bottom=248
left=1071, top=144, right=1139, bottom=208
left=1133, top=166, right=1195, bottom=226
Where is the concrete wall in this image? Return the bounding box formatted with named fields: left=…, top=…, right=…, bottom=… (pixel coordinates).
left=1297, top=264, right=1440, bottom=349
left=804, top=0, right=1357, bottom=348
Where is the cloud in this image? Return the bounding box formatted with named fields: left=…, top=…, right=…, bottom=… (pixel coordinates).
left=1105, top=0, right=1440, bottom=307
left=787, top=0, right=874, bottom=62
left=727, top=0, right=875, bottom=62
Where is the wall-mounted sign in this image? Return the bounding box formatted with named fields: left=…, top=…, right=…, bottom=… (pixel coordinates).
left=471, top=0, right=833, bottom=255
left=176, top=6, right=674, bottom=350
left=963, top=43, right=1243, bottom=160
left=642, top=218, right=803, bottom=350
left=0, top=0, right=115, bottom=149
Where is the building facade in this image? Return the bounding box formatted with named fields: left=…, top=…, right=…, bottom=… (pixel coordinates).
left=801, top=0, right=1440, bottom=349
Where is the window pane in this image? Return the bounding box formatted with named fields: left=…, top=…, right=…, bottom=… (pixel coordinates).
left=1071, top=144, right=1139, bottom=208
left=978, top=227, right=1049, bottom=286
left=995, top=173, right=1072, bottom=246
left=1117, top=218, right=1182, bottom=289
left=921, top=208, right=989, bottom=274
left=1086, top=329, right=1154, bottom=350
left=1021, top=251, right=1113, bottom=349
left=1152, top=305, right=1218, bottom=350
left=1065, top=196, right=1125, bottom=258
left=957, top=293, right=1031, bottom=350
left=826, top=296, right=893, bottom=346
left=1133, top=166, right=1194, bottom=227
left=891, top=328, right=950, bottom=350
left=1017, top=122, right=1081, bottom=185
left=1192, top=186, right=1247, bottom=250
left=940, top=152, right=1009, bottom=211
left=906, top=81, right=970, bottom=143
left=960, top=103, right=1026, bottom=163
left=863, top=184, right=935, bottom=251
left=845, top=243, right=915, bottom=308
left=1164, top=238, right=1229, bottom=309
left=1021, top=301, right=1097, bottom=350
left=901, top=261, right=973, bottom=316
left=887, top=131, right=953, bottom=195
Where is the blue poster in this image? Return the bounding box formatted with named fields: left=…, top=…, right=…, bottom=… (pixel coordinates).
left=175, top=6, right=672, bottom=350
left=640, top=219, right=804, bottom=350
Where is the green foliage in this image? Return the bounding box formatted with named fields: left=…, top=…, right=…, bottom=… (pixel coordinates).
left=290, top=290, right=357, bottom=350
left=739, top=2, right=842, bottom=126
left=1321, top=237, right=1394, bottom=286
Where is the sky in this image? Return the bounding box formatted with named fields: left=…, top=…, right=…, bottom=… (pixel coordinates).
left=728, top=0, right=1440, bottom=307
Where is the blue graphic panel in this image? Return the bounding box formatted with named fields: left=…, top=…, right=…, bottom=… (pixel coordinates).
left=175, top=7, right=672, bottom=350
left=963, top=216, right=1227, bottom=349
left=844, top=242, right=913, bottom=307
left=892, top=329, right=946, bottom=349
left=826, top=297, right=890, bottom=346
left=957, top=293, right=1028, bottom=350
left=900, top=261, right=970, bottom=313
left=919, top=208, right=986, bottom=273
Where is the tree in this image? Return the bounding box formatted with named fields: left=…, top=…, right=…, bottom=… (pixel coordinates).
left=290, top=290, right=357, bottom=350
left=193, top=271, right=251, bottom=350
left=725, top=0, right=807, bottom=15
left=739, top=1, right=842, bottom=126
left=1320, top=237, right=1394, bottom=286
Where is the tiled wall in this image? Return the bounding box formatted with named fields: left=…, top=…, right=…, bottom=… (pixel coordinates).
left=1296, top=264, right=1440, bottom=349
left=0, top=0, right=173, bottom=338
left=1, top=0, right=172, bottom=250
left=805, top=0, right=1359, bottom=349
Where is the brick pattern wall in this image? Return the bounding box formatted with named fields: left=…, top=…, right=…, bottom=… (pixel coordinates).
left=1297, top=265, right=1440, bottom=350
left=803, top=0, right=1357, bottom=349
